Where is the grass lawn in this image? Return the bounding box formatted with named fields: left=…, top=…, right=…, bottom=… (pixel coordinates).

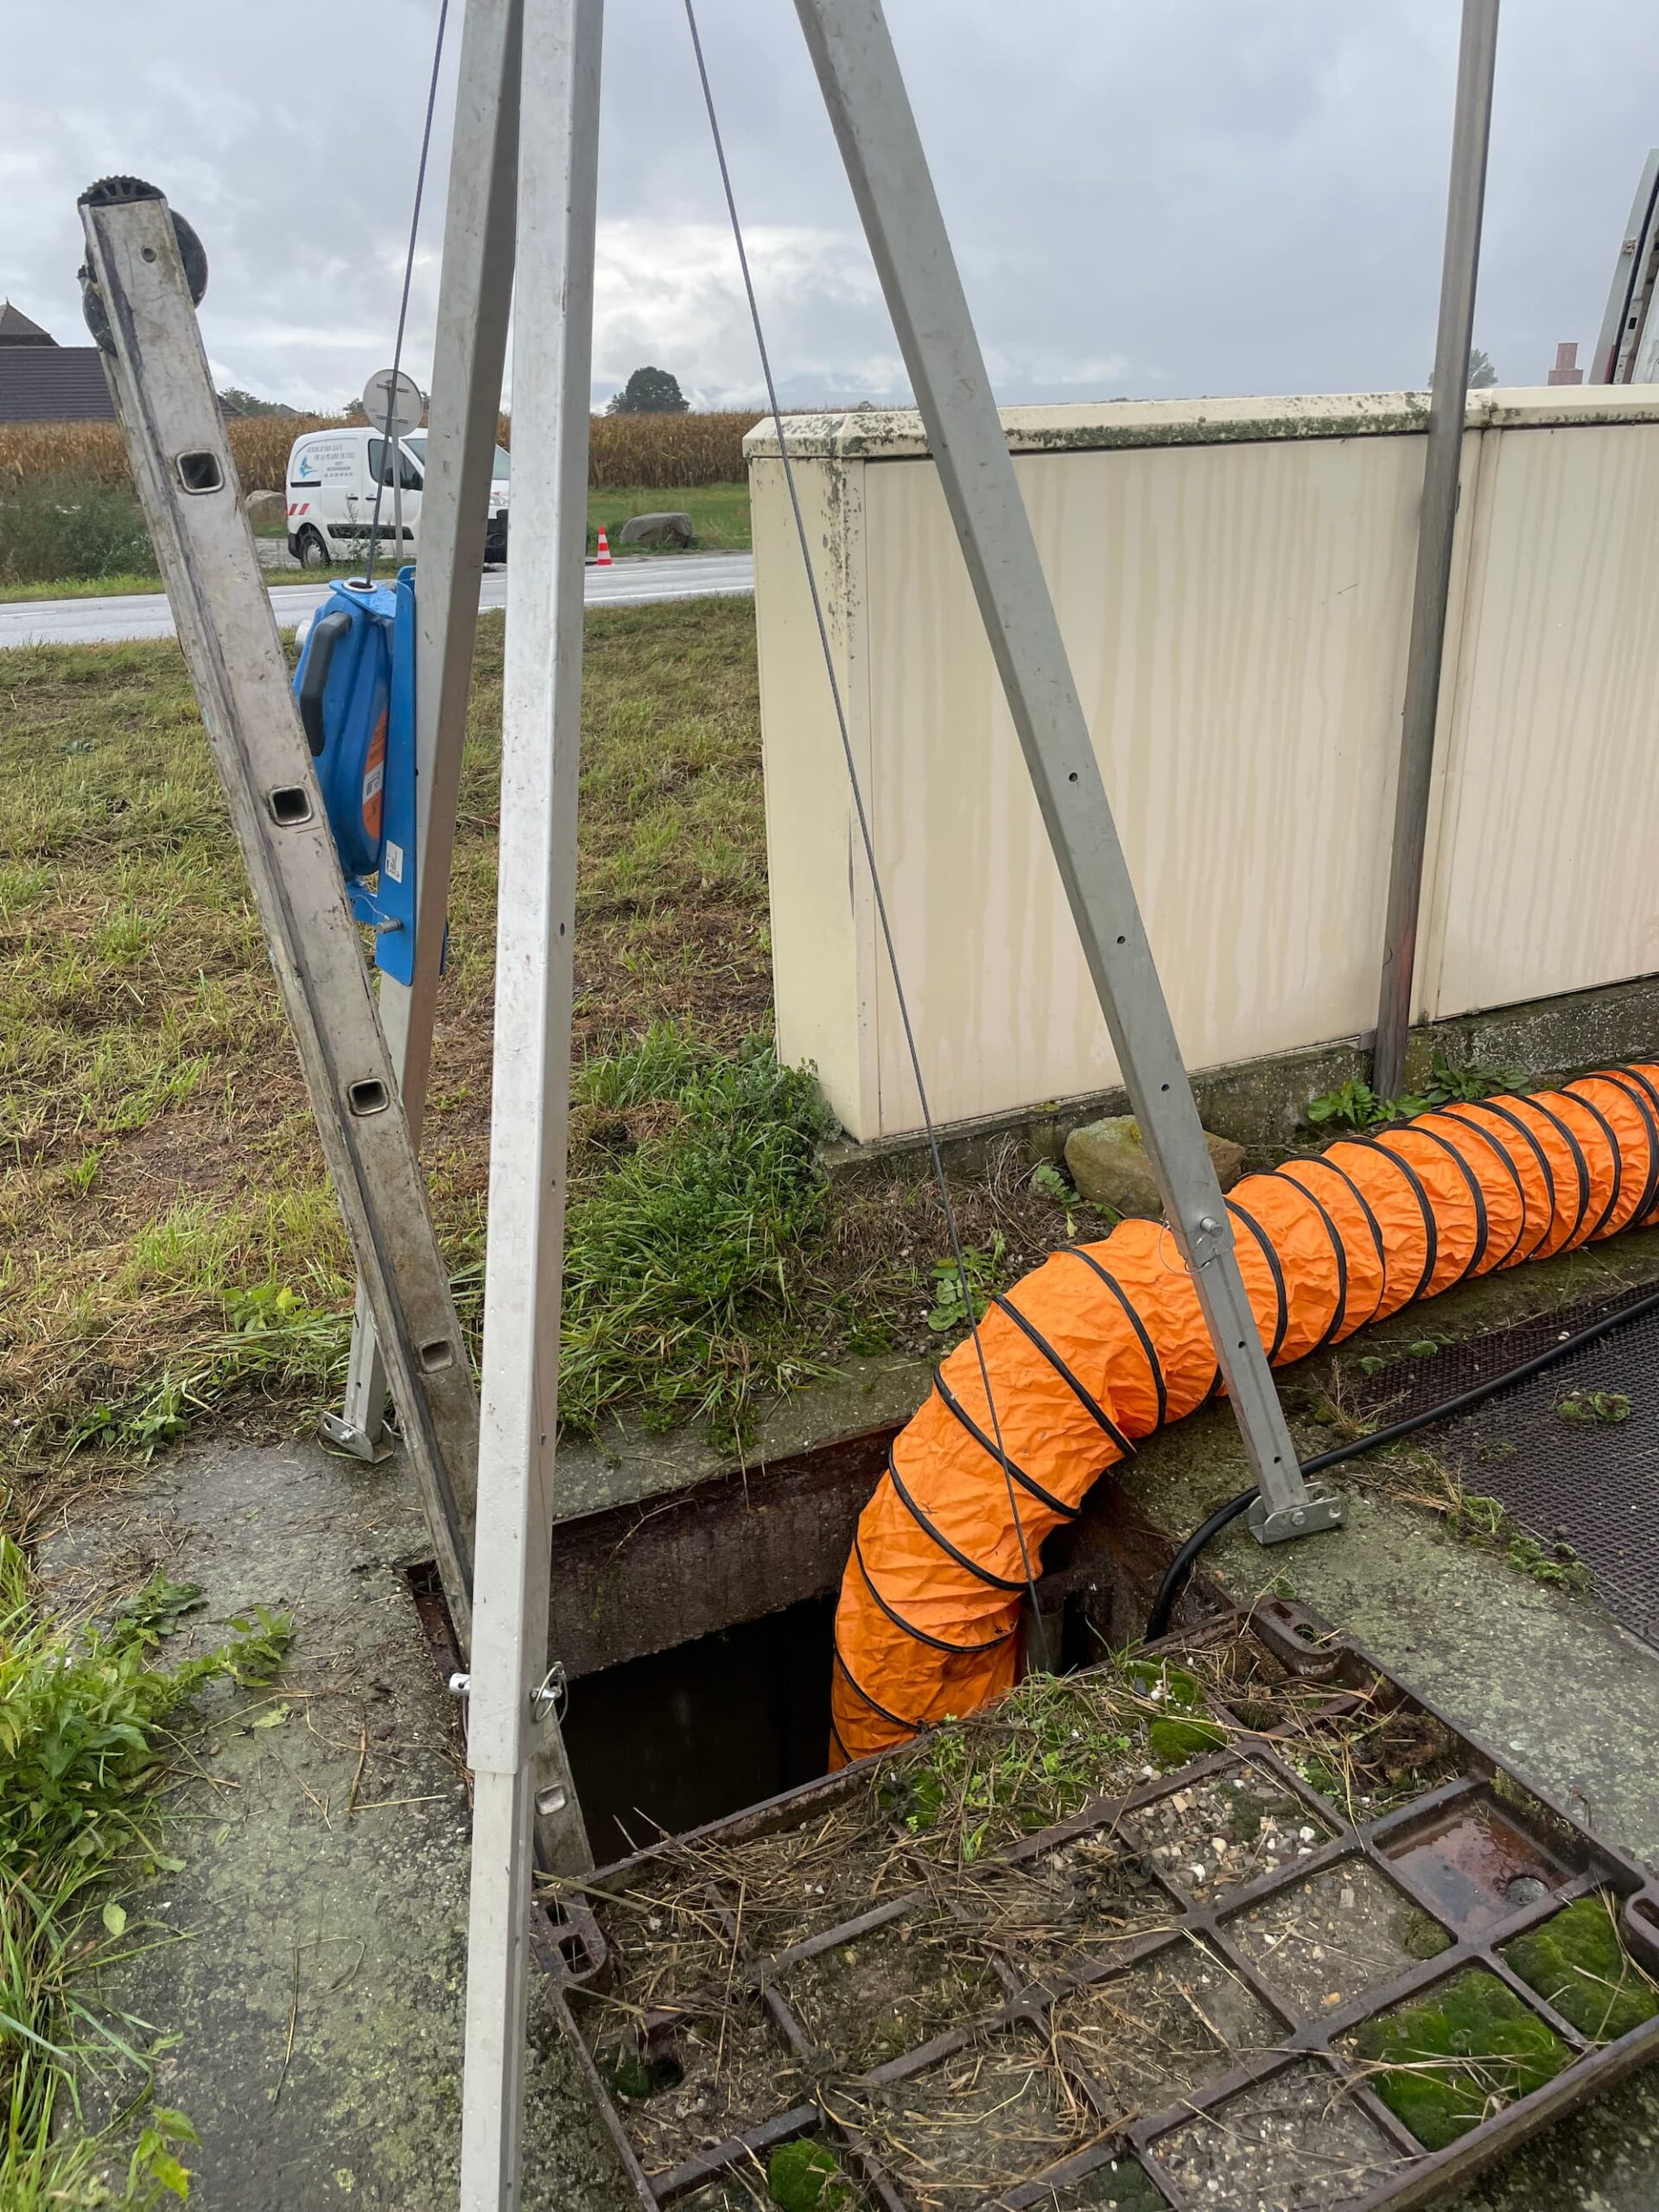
left=587, top=480, right=750, bottom=554
left=0, top=594, right=1096, bottom=1497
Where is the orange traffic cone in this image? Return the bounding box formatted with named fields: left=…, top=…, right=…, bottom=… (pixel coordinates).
left=595, top=526, right=613, bottom=567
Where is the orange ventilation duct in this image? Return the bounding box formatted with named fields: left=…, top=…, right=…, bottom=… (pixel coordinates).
left=830, top=1065, right=1659, bottom=1764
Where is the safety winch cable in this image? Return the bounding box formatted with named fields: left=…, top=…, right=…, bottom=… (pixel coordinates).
left=364, top=0, right=451, bottom=588
left=1145, top=1278, right=1659, bottom=1640
left=682, top=0, right=1052, bottom=1670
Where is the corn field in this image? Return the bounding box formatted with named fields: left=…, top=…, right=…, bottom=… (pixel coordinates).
left=584, top=410, right=762, bottom=486
left=0, top=410, right=764, bottom=494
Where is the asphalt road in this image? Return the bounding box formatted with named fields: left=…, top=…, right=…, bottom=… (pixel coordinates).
left=0, top=550, right=755, bottom=649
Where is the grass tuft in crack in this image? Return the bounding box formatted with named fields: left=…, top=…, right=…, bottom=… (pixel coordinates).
left=0, top=1537, right=293, bottom=2204
left=560, top=1033, right=835, bottom=1442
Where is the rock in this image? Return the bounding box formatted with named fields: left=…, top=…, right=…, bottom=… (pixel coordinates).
left=1063, top=1114, right=1243, bottom=1218
left=245, top=487, right=287, bottom=531
left=617, top=510, right=695, bottom=548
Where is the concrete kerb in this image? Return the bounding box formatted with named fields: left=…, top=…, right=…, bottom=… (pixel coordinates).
left=816, top=975, right=1659, bottom=1185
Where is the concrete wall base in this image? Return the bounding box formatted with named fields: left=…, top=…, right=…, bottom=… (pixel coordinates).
left=819, top=972, right=1659, bottom=1182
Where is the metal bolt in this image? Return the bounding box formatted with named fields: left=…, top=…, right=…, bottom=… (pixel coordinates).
left=448, top=1671, right=471, bottom=1697
left=1292, top=1510, right=1305, bottom=1527
left=536, top=1783, right=568, bottom=1818
left=1198, top=1215, right=1221, bottom=1235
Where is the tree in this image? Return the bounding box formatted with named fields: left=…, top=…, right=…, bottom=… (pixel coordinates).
left=607, top=365, right=689, bottom=415
left=1467, top=346, right=1497, bottom=389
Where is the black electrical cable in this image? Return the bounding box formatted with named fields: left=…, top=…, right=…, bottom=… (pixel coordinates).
left=1145, top=1281, right=1659, bottom=1640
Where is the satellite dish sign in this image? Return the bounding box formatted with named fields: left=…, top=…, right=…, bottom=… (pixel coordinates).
left=362, top=366, right=423, bottom=439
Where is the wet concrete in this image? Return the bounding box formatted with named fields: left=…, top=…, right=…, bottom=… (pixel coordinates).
left=40, top=1436, right=632, bottom=2212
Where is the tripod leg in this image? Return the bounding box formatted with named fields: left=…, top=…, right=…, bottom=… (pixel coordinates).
left=328, top=0, right=525, bottom=1461
left=792, top=0, right=1339, bottom=1543
left=459, top=1, right=604, bottom=2203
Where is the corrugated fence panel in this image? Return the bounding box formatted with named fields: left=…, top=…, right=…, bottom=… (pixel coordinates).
left=1425, top=418, right=1659, bottom=1020
left=861, top=433, right=1422, bottom=1133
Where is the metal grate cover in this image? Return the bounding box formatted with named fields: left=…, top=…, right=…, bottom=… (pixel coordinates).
left=544, top=1605, right=1659, bottom=2212
left=1350, top=1284, right=1659, bottom=1648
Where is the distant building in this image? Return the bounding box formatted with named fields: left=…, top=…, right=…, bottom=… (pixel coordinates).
left=1547, top=341, right=1585, bottom=387
left=0, top=300, right=117, bottom=423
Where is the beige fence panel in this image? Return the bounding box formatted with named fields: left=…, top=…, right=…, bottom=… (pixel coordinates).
left=750, top=391, right=1659, bottom=1146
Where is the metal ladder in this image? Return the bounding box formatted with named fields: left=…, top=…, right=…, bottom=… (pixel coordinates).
left=74, top=176, right=590, bottom=1893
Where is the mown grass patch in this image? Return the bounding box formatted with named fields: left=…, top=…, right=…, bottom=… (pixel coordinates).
left=0, top=601, right=771, bottom=1481
left=0, top=594, right=1108, bottom=1487
left=586, top=481, right=750, bottom=555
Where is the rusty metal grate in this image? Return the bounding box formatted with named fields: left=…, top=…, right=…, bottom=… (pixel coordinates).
left=543, top=1605, right=1659, bottom=2211
left=1350, top=1284, right=1659, bottom=1649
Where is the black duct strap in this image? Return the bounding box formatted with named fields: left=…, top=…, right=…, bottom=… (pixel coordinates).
left=1287, top=1154, right=1390, bottom=1330
left=1461, top=1099, right=1559, bottom=1261
left=1398, top=1122, right=1491, bottom=1283
left=1225, top=1198, right=1289, bottom=1361
left=833, top=1639, right=925, bottom=1735
left=1561, top=1083, right=1626, bottom=1240
left=1437, top=1108, right=1531, bottom=1268
left=933, top=1373, right=1079, bottom=1521
left=853, top=1529, right=1015, bottom=1658
left=885, top=1451, right=1030, bottom=1594
left=1350, top=1136, right=1440, bottom=1304
left=1512, top=1094, right=1593, bottom=1247
left=990, top=1293, right=1134, bottom=1459
left=1281, top=1173, right=1350, bottom=1352
left=1062, top=1246, right=1168, bottom=1425
left=1596, top=1070, right=1659, bottom=1229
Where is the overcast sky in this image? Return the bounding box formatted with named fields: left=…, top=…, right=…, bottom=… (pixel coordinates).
left=3, top=1, right=1654, bottom=415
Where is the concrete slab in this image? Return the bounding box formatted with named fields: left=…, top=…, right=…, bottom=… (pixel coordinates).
left=41, top=1436, right=631, bottom=2212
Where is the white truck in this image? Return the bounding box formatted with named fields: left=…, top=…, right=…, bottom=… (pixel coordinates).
left=284, top=425, right=511, bottom=569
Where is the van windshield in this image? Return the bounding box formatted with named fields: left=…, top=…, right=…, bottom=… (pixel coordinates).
left=401, top=435, right=509, bottom=480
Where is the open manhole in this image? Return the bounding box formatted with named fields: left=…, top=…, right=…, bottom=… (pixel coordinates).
left=541, top=1603, right=1659, bottom=2209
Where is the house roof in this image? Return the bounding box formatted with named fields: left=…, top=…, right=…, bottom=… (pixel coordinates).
left=0, top=346, right=117, bottom=423
left=0, top=300, right=54, bottom=346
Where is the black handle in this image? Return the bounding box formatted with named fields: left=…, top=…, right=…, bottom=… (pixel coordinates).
left=297, top=609, right=352, bottom=759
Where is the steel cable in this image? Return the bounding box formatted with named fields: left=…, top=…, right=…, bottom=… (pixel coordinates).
left=680, top=0, right=1052, bottom=1671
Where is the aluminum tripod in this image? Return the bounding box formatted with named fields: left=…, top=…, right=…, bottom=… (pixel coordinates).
left=436, top=0, right=1339, bottom=2198
left=83, top=0, right=1344, bottom=2192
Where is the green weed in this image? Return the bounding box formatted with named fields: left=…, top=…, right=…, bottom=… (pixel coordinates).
left=0, top=1536, right=292, bottom=2200
left=925, top=1236, right=1006, bottom=1333
left=1503, top=1895, right=1659, bottom=2044
left=766, top=2139, right=855, bottom=2211
left=1305, top=1051, right=1526, bottom=1135
left=0, top=474, right=153, bottom=588
left=61, top=1284, right=352, bottom=1465
left=1556, top=1388, right=1630, bottom=1427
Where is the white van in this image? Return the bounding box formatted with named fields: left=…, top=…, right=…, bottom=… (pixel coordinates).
left=285, top=427, right=511, bottom=569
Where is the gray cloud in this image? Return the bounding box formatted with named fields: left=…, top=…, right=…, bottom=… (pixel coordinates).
left=2, top=1, right=1654, bottom=416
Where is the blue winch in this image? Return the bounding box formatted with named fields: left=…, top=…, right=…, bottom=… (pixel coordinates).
left=291, top=569, right=419, bottom=984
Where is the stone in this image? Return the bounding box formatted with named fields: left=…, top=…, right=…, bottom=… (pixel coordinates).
left=245, top=486, right=287, bottom=531
left=1063, top=1114, right=1243, bottom=1218
left=617, top=510, right=694, bottom=548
